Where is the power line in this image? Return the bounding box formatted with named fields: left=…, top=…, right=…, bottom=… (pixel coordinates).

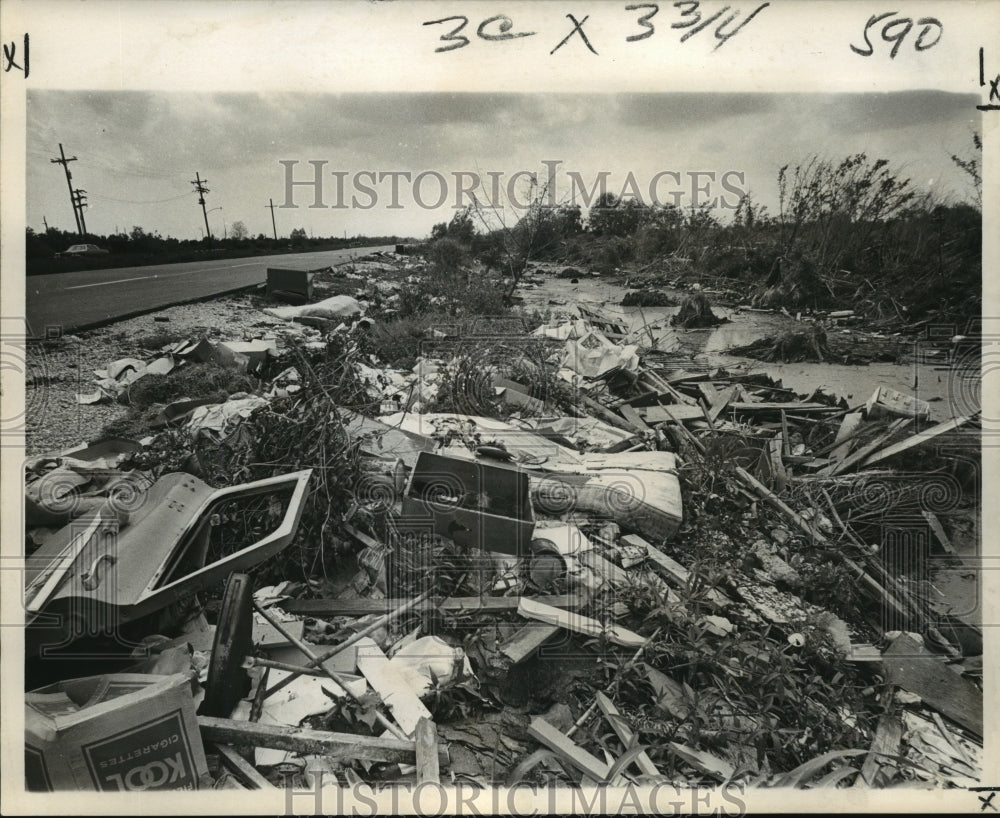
left=88, top=191, right=193, bottom=205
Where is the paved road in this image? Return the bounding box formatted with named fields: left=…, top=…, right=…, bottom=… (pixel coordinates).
left=26, top=245, right=394, bottom=333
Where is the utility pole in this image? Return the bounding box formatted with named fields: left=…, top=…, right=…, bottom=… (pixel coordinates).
left=50, top=143, right=82, bottom=235
left=190, top=172, right=212, bottom=243
left=42, top=216, right=49, bottom=232
left=72, top=189, right=88, bottom=235
left=267, top=198, right=278, bottom=240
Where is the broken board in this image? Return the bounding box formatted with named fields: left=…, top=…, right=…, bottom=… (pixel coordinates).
left=882, top=634, right=982, bottom=738
left=355, top=636, right=432, bottom=737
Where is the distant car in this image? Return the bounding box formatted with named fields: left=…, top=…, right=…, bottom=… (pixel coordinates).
left=58, top=243, right=110, bottom=257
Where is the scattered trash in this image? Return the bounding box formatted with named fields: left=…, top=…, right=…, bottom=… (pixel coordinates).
left=22, top=247, right=981, bottom=792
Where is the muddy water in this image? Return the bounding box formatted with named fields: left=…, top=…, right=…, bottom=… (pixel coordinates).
left=520, top=276, right=975, bottom=422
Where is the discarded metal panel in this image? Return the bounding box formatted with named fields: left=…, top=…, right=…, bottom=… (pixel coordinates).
left=400, top=451, right=535, bottom=556
left=25, top=470, right=312, bottom=655
left=266, top=267, right=314, bottom=304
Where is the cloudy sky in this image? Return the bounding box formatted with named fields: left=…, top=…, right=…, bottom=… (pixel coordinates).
left=26, top=91, right=981, bottom=241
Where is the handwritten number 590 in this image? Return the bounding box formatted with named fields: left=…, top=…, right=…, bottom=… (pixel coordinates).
left=851, top=12, right=943, bottom=59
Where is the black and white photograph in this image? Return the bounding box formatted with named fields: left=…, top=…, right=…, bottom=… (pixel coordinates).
left=1, top=1, right=996, bottom=814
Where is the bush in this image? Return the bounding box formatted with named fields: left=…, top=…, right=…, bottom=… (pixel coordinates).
left=634, top=225, right=680, bottom=263
left=427, top=237, right=468, bottom=273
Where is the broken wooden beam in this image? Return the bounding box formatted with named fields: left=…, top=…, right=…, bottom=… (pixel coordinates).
left=623, top=533, right=731, bottom=609
left=285, top=594, right=586, bottom=616
left=265, top=591, right=432, bottom=699
left=595, top=692, right=661, bottom=778
left=707, top=384, right=739, bottom=423
left=861, top=414, right=977, bottom=468
left=668, top=741, right=735, bottom=781
left=922, top=511, right=960, bottom=560
left=441, top=594, right=586, bottom=612
left=415, top=717, right=441, bottom=784
left=517, top=598, right=647, bottom=648
left=578, top=392, right=644, bottom=433
left=882, top=633, right=982, bottom=738
left=355, top=636, right=433, bottom=737
left=198, top=717, right=448, bottom=765
left=823, top=417, right=912, bottom=476
left=253, top=601, right=408, bottom=740
left=728, top=402, right=840, bottom=414
left=828, top=411, right=864, bottom=462
left=281, top=597, right=425, bottom=616
left=854, top=710, right=903, bottom=787
left=639, top=404, right=710, bottom=424
left=211, top=742, right=276, bottom=789
left=619, top=403, right=653, bottom=432
left=500, top=624, right=561, bottom=664
left=528, top=717, right=618, bottom=783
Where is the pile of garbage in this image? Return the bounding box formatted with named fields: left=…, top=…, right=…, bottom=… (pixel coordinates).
left=22, top=266, right=982, bottom=793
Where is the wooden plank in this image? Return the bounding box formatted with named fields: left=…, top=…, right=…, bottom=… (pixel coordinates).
left=697, top=383, right=719, bottom=407
left=883, top=634, right=982, bottom=737
left=211, top=742, right=276, bottom=789
left=855, top=711, right=903, bottom=787
left=282, top=597, right=421, bottom=616
left=500, top=624, right=561, bottom=664
left=626, top=534, right=730, bottom=608
left=829, top=411, right=864, bottom=462
left=198, top=717, right=448, bottom=765
left=288, top=594, right=587, bottom=616
left=728, top=402, right=840, bottom=414
left=415, top=717, right=441, bottom=784
left=578, top=548, right=631, bottom=588
left=619, top=403, right=653, bottom=432
left=707, top=385, right=739, bottom=423
left=578, top=392, right=644, bottom=433
left=668, top=741, right=735, bottom=781
left=595, top=692, right=661, bottom=777
left=517, top=598, right=647, bottom=648
left=355, top=637, right=433, bottom=737
left=639, top=404, right=709, bottom=423
left=861, top=415, right=976, bottom=468
left=826, top=418, right=911, bottom=476
left=528, top=717, right=614, bottom=782
left=922, top=511, right=959, bottom=559
left=768, top=433, right=788, bottom=492
left=440, top=594, right=585, bottom=612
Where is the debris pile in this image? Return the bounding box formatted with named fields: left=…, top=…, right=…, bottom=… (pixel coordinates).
left=22, top=258, right=982, bottom=793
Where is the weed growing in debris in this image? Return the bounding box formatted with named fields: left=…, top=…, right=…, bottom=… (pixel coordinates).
left=125, top=361, right=259, bottom=409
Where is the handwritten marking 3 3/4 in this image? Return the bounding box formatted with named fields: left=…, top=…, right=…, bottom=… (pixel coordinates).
left=423, top=3, right=771, bottom=54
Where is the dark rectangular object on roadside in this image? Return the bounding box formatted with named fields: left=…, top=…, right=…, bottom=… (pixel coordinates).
left=399, top=452, right=534, bottom=556
left=266, top=268, right=313, bottom=304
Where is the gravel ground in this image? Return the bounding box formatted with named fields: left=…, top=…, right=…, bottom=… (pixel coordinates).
left=24, top=294, right=308, bottom=455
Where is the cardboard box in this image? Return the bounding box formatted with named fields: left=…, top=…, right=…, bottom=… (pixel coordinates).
left=400, top=451, right=534, bottom=556
left=25, top=673, right=208, bottom=792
